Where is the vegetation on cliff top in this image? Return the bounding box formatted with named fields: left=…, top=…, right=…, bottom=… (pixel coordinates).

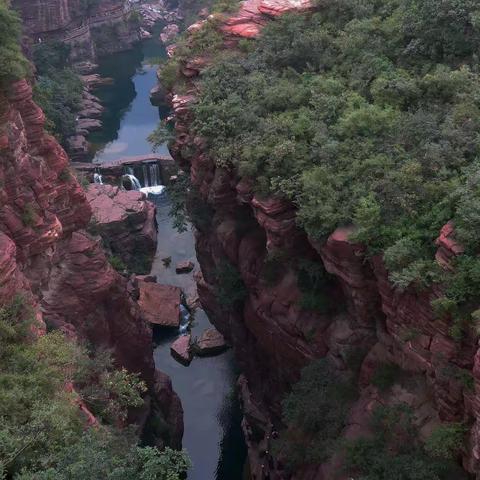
left=32, top=41, right=83, bottom=148
left=182, top=0, right=480, bottom=339
left=0, top=0, right=29, bottom=90
left=0, top=296, right=190, bottom=479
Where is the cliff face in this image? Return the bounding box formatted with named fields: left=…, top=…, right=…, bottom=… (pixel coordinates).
left=165, top=2, right=480, bottom=477
left=0, top=79, right=182, bottom=447
left=13, top=0, right=140, bottom=61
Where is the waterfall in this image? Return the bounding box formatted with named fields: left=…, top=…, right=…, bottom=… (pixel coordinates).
left=121, top=163, right=166, bottom=195
left=178, top=304, right=191, bottom=334
left=93, top=173, right=103, bottom=184
left=123, top=173, right=142, bottom=190
left=142, top=164, right=150, bottom=187
left=149, top=163, right=160, bottom=186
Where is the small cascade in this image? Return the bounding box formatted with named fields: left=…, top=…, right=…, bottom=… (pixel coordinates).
left=122, top=173, right=142, bottom=190
left=121, top=162, right=166, bottom=195
left=178, top=304, right=191, bottom=334
left=149, top=163, right=160, bottom=186
left=93, top=172, right=103, bottom=184
left=142, top=163, right=150, bottom=187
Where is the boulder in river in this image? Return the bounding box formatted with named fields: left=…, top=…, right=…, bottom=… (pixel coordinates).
left=138, top=281, right=181, bottom=327
left=195, top=328, right=228, bottom=357
left=170, top=334, right=192, bottom=366
left=176, top=260, right=194, bottom=274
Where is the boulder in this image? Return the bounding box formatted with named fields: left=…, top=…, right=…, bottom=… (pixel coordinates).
left=171, top=334, right=192, bottom=365
left=176, top=260, right=194, bottom=274
left=196, top=328, right=228, bottom=356
left=138, top=281, right=181, bottom=327
left=86, top=184, right=157, bottom=271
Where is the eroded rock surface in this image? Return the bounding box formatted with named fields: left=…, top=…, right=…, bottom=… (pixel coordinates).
left=138, top=281, right=182, bottom=327
left=0, top=79, right=182, bottom=450
left=86, top=184, right=157, bottom=271
left=196, top=327, right=228, bottom=356
left=171, top=334, right=192, bottom=365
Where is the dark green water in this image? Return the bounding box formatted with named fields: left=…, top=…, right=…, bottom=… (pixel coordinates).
left=88, top=28, right=247, bottom=480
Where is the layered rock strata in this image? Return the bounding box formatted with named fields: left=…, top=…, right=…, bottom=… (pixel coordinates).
left=164, top=1, right=480, bottom=477
left=0, top=79, right=182, bottom=449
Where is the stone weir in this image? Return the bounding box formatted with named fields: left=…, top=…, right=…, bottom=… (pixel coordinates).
left=162, top=2, right=480, bottom=479
left=73, top=154, right=176, bottom=187
left=0, top=79, right=183, bottom=450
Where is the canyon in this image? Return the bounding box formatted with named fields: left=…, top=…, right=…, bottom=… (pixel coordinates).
left=3, top=0, right=480, bottom=478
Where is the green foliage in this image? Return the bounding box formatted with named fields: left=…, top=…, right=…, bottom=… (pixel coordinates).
left=344, top=404, right=467, bottom=479
left=33, top=69, right=83, bottom=147
left=425, top=423, right=467, bottom=460
left=215, top=261, right=247, bottom=310
left=163, top=173, right=214, bottom=233
left=16, top=431, right=191, bottom=480
left=0, top=296, right=190, bottom=479
left=185, top=0, right=480, bottom=318
left=148, top=122, right=175, bottom=151
left=274, top=360, right=356, bottom=470
left=0, top=1, right=29, bottom=90
left=165, top=174, right=191, bottom=233
left=108, top=256, right=127, bottom=272
left=211, top=0, right=239, bottom=13
left=371, top=363, right=401, bottom=392
left=32, top=41, right=71, bottom=76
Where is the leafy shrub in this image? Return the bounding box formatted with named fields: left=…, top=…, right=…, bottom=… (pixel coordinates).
left=425, top=423, right=467, bottom=460
left=273, top=360, right=356, bottom=470
left=0, top=1, right=29, bottom=90
left=108, top=256, right=127, bottom=272
left=0, top=296, right=190, bottom=478
left=344, top=404, right=467, bottom=479
left=32, top=41, right=71, bottom=76
left=180, top=0, right=480, bottom=319
left=33, top=69, right=83, bottom=147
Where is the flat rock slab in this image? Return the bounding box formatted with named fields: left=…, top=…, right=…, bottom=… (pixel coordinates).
left=138, top=281, right=181, bottom=327
left=196, top=328, right=228, bottom=357
left=171, top=334, right=192, bottom=366
left=176, top=260, right=194, bottom=274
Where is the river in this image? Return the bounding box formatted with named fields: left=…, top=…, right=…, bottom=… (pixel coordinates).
left=88, top=27, right=247, bottom=480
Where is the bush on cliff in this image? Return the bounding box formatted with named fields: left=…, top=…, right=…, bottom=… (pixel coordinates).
left=344, top=404, right=468, bottom=479
left=33, top=68, right=83, bottom=147
left=190, top=0, right=480, bottom=334
left=273, top=360, right=356, bottom=470
left=0, top=0, right=29, bottom=90
left=0, top=296, right=190, bottom=479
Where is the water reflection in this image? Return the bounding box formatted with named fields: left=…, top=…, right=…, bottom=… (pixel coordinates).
left=89, top=30, right=247, bottom=479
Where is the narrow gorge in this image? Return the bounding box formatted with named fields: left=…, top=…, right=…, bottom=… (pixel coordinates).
left=2, top=0, right=480, bottom=479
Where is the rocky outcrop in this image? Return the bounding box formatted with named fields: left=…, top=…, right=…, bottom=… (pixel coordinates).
left=0, top=79, right=182, bottom=449
left=86, top=184, right=157, bottom=271
left=14, top=0, right=142, bottom=62
left=163, top=3, right=480, bottom=477
left=138, top=281, right=182, bottom=327
left=195, top=327, right=228, bottom=356
left=171, top=334, right=192, bottom=365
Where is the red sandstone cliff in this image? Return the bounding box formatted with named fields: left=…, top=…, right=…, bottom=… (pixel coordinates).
left=0, top=79, right=183, bottom=447
left=164, top=2, right=480, bottom=477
